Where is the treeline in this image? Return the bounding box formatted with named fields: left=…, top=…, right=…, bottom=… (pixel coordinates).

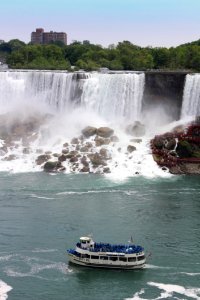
left=1, top=38, right=200, bottom=71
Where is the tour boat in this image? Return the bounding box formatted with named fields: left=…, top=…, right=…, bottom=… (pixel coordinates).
left=67, top=236, right=146, bottom=269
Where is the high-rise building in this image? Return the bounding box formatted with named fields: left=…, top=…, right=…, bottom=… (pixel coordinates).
left=31, top=28, right=67, bottom=45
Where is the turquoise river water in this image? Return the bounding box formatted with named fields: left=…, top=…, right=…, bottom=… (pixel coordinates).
left=0, top=173, right=200, bottom=300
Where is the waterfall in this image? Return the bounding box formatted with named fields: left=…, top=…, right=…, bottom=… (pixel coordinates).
left=0, top=71, right=145, bottom=121
left=0, top=71, right=85, bottom=114
left=81, top=73, right=145, bottom=122
left=181, top=74, right=200, bottom=118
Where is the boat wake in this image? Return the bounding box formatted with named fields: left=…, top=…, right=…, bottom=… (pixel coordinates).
left=0, top=280, right=12, bottom=300
left=125, top=281, right=200, bottom=300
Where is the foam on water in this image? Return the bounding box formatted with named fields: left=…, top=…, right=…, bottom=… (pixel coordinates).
left=125, top=282, right=200, bottom=300
left=0, top=280, right=12, bottom=300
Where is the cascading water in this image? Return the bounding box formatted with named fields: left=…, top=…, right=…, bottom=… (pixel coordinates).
left=181, top=74, right=200, bottom=118
left=0, top=70, right=170, bottom=178
left=81, top=73, right=145, bottom=123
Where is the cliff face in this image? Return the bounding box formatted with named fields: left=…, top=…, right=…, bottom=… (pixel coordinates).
left=143, top=71, right=189, bottom=120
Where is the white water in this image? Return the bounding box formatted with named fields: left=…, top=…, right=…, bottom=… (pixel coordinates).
left=81, top=73, right=145, bottom=123
left=181, top=74, right=200, bottom=118
left=0, top=280, right=12, bottom=300
left=126, top=282, right=200, bottom=300
left=0, top=71, right=173, bottom=178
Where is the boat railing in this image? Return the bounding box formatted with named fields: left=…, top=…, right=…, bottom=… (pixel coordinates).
left=76, top=242, right=143, bottom=254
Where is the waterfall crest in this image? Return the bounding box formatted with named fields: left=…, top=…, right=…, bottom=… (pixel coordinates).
left=181, top=74, right=200, bottom=118
left=0, top=71, right=145, bottom=122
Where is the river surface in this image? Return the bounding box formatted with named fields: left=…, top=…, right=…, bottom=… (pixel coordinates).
left=0, top=173, right=200, bottom=299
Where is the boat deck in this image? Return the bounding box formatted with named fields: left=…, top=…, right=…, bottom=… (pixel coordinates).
left=76, top=242, right=143, bottom=254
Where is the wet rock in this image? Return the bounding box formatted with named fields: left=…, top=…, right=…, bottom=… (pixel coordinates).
left=45, top=151, right=52, bottom=155
left=53, top=153, right=60, bottom=157
left=36, top=154, right=51, bottom=165
left=153, top=137, right=165, bottom=149
left=63, top=142, right=69, bottom=148
left=80, top=166, right=90, bottom=173
left=130, top=138, right=142, bottom=143
left=62, top=149, right=69, bottom=154
left=99, top=148, right=110, bottom=159
left=103, top=167, right=111, bottom=173
left=165, top=138, right=176, bottom=150
left=85, top=142, right=93, bottom=148
left=43, top=161, right=65, bottom=173
left=58, top=154, right=67, bottom=162
left=36, top=149, right=43, bottom=154
left=81, top=156, right=89, bottom=167
left=95, top=136, right=110, bottom=147
left=110, top=135, right=119, bottom=142
left=23, top=147, right=30, bottom=154
left=65, top=150, right=78, bottom=159
left=176, top=140, right=193, bottom=158
left=89, top=153, right=107, bottom=167
left=96, top=127, right=114, bottom=138
left=127, top=145, right=136, bottom=153
left=126, top=121, right=145, bottom=137
left=80, top=146, right=90, bottom=153
left=70, top=156, right=78, bottom=163
left=3, top=154, right=17, bottom=161
left=71, top=138, right=79, bottom=144
left=82, top=126, right=97, bottom=138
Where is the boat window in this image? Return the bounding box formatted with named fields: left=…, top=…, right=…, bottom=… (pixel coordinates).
left=91, top=255, right=99, bottom=260
left=81, top=254, right=90, bottom=259
left=128, top=257, right=136, bottom=262
left=137, top=255, right=145, bottom=261
left=109, top=256, right=118, bottom=261
left=119, top=257, right=127, bottom=262
left=100, top=256, right=108, bottom=260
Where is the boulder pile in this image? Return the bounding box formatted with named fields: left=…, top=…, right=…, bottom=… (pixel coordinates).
left=151, top=117, right=200, bottom=174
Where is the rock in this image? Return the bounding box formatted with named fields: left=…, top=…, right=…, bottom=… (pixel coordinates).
left=70, top=156, right=78, bottom=163
left=80, top=166, right=90, bottom=173
left=53, top=153, right=60, bottom=157
left=89, top=153, right=107, bottom=167
left=126, top=121, right=145, bottom=137
left=176, top=140, right=193, bottom=158
left=43, top=161, right=65, bottom=173
left=45, top=151, right=52, bottom=155
left=65, top=150, right=78, bottom=158
left=97, top=127, right=114, bottom=138
left=36, top=154, right=51, bottom=165
left=81, top=156, right=89, bottom=167
left=63, top=142, right=69, bottom=147
left=23, top=147, right=30, bottom=154
left=3, top=154, right=17, bottom=161
left=162, top=167, right=168, bottom=171
left=127, top=145, right=136, bottom=153
left=165, top=138, right=176, bottom=150
left=130, top=138, right=142, bottom=143
left=71, top=138, right=79, bottom=144
left=62, top=149, right=69, bottom=154
left=95, top=136, right=110, bottom=147
left=153, top=137, right=165, bottom=149
left=85, top=142, right=93, bottom=148
left=110, top=135, right=119, bottom=142
left=99, top=148, right=110, bottom=159
left=58, top=154, right=67, bottom=162
left=80, top=146, right=90, bottom=152
left=36, top=149, right=43, bottom=154
left=103, top=167, right=111, bottom=173
left=82, top=126, right=97, bottom=138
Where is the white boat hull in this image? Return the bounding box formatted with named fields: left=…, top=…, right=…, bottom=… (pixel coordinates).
left=68, top=254, right=146, bottom=270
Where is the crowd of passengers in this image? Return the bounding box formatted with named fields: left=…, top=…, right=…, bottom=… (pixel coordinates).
left=76, top=242, right=143, bottom=253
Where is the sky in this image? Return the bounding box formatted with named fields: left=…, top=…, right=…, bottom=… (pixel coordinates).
left=0, top=0, right=200, bottom=47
